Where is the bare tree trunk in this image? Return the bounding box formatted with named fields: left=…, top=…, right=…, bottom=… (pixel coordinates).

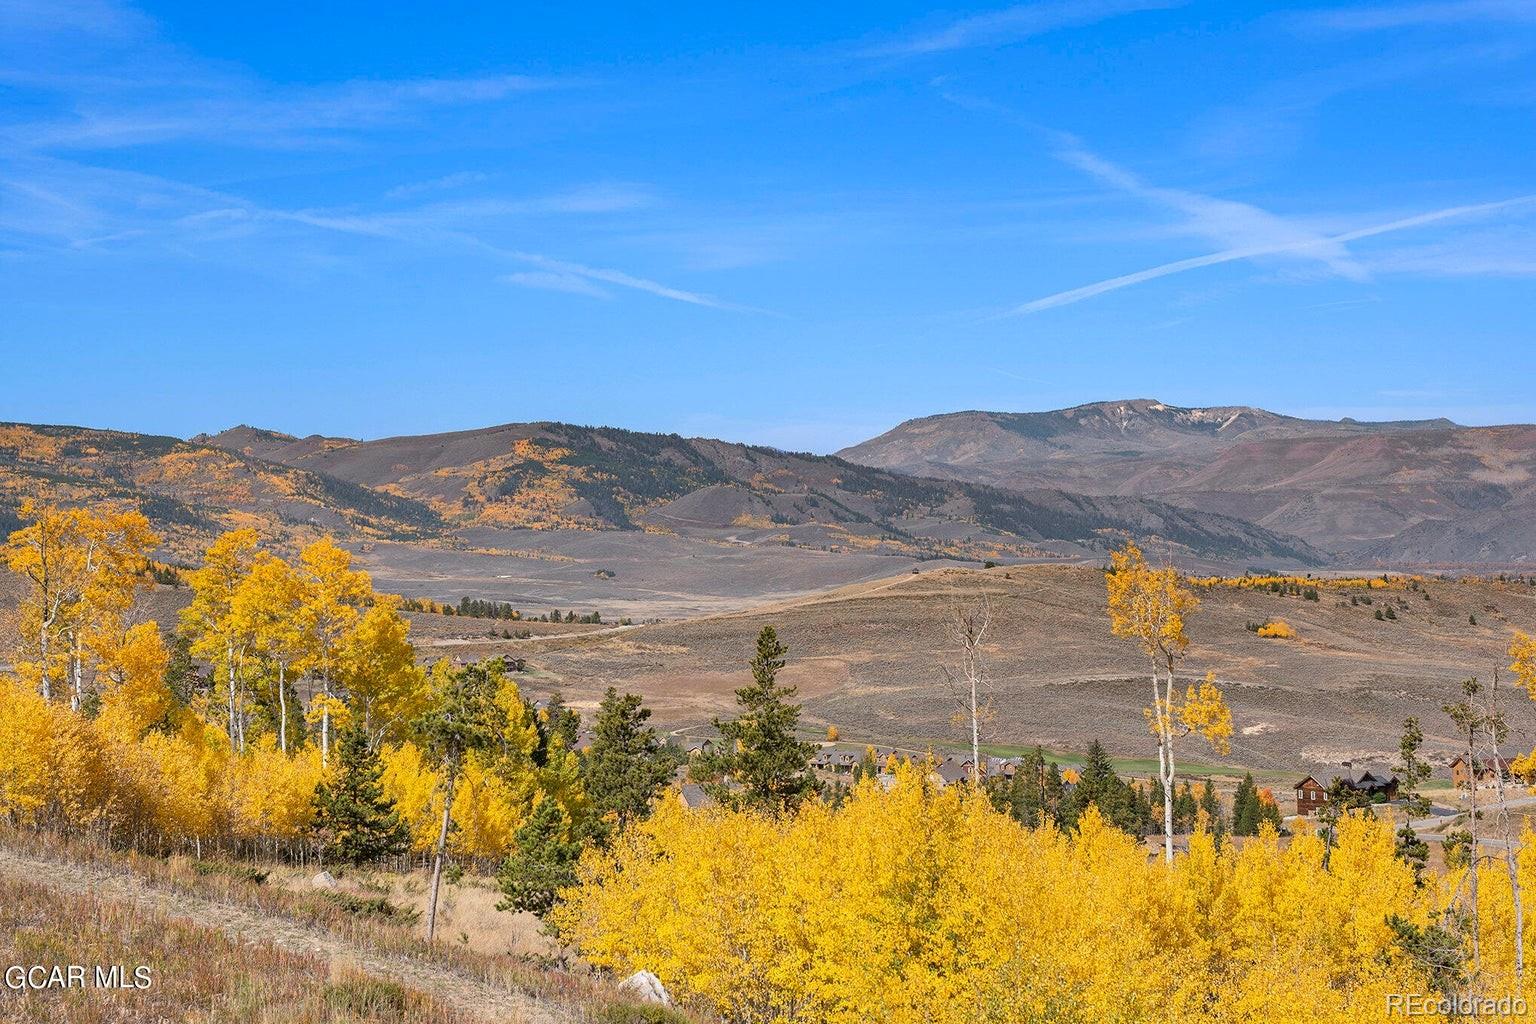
left=225, top=639, right=237, bottom=747
left=426, top=769, right=457, bottom=943
left=38, top=613, right=51, bottom=701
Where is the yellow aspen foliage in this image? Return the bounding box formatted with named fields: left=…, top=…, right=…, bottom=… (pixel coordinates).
left=94, top=622, right=173, bottom=742
left=555, top=766, right=1445, bottom=1024
left=1107, top=540, right=1197, bottom=664
left=227, top=737, right=324, bottom=842
left=0, top=676, right=56, bottom=823
left=378, top=741, right=443, bottom=851
left=335, top=600, right=426, bottom=746
left=1256, top=619, right=1298, bottom=639
left=1511, top=631, right=1536, bottom=698
left=1177, top=673, right=1233, bottom=756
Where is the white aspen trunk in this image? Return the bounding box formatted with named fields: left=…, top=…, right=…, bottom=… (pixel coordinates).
left=278, top=661, right=288, bottom=754
left=225, top=638, right=237, bottom=746
left=70, top=632, right=82, bottom=713
left=1153, top=671, right=1173, bottom=864
left=426, top=770, right=456, bottom=943
left=38, top=612, right=51, bottom=701
left=321, top=673, right=331, bottom=766
left=970, top=673, right=981, bottom=787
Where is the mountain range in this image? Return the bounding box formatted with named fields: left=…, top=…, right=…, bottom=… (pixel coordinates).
left=192, top=420, right=1313, bottom=565
left=2, top=398, right=1530, bottom=609
left=839, top=399, right=1536, bottom=566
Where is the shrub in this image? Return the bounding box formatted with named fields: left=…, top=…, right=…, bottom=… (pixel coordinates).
left=320, top=891, right=420, bottom=925
left=1256, top=620, right=1297, bottom=639
left=190, top=860, right=269, bottom=885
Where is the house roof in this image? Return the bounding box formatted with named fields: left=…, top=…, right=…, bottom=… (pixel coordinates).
left=677, top=783, right=712, bottom=808
left=1299, top=763, right=1399, bottom=791
left=1450, top=754, right=1515, bottom=773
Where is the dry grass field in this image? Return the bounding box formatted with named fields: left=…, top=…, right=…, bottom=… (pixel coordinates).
left=482, top=564, right=1536, bottom=774
left=0, top=832, right=694, bottom=1024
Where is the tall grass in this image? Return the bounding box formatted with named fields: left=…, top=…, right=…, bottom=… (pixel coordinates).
left=0, top=827, right=700, bottom=1023
left=0, top=871, right=472, bottom=1024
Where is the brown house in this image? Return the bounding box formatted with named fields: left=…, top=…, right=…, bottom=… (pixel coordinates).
left=1293, top=762, right=1400, bottom=816
left=1450, top=754, right=1520, bottom=791
left=1294, top=775, right=1329, bottom=816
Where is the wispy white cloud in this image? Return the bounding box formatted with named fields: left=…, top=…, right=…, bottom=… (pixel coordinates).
left=11, top=74, right=561, bottom=151
left=1299, top=0, right=1536, bottom=32
left=0, top=157, right=753, bottom=311
left=863, top=0, right=1184, bottom=56
left=1052, top=137, right=1368, bottom=280
left=385, top=171, right=492, bottom=200
left=1004, top=192, right=1536, bottom=314
left=504, top=270, right=614, bottom=299
left=0, top=0, right=565, bottom=152
left=503, top=252, right=744, bottom=310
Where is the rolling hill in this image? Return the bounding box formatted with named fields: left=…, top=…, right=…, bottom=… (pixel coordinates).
left=0, top=422, right=442, bottom=556
left=838, top=399, right=1536, bottom=565
left=197, top=420, right=1322, bottom=567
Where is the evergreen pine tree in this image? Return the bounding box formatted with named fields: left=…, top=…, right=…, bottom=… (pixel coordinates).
left=695, top=626, right=819, bottom=813
left=310, top=723, right=410, bottom=867
left=531, top=690, right=581, bottom=766
left=1174, top=780, right=1198, bottom=833
left=1198, top=780, right=1225, bottom=839
left=580, top=687, right=681, bottom=833
left=1231, top=773, right=1260, bottom=836
left=1063, top=740, right=1145, bottom=835
left=497, top=799, right=583, bottom=919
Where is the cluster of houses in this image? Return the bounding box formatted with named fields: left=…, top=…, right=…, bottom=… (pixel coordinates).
left=1292, top=754, right=1527, bottom=817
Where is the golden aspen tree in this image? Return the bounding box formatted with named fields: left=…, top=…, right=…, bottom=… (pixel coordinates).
left=295, top=538, right=370, bottom=763
left=180, top=529, right=268, bottom=749
left=66, top=506, right=157, bottom=713
left=335, top=599, right=426, bottom=748
left=3, top=500, right=92, bottom=700
left=1106, top=541, right=1230, bottom=863
left=231, top=557, right=311, bottom=753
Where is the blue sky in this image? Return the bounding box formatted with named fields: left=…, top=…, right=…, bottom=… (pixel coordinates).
left=2, top=0, right=1534, bottom=452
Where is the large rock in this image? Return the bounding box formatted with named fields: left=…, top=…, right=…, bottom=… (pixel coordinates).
left=310, top=870, right=337, bottom=890
left=617, top=970, right=670, bottom=1005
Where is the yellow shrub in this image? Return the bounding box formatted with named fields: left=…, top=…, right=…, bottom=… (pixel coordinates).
left=1256, top=620, right=1297, bottom=639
